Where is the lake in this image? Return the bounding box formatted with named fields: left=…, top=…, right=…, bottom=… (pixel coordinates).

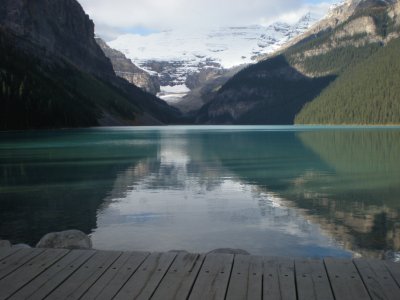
left=1, top=126, right=400, bottom=259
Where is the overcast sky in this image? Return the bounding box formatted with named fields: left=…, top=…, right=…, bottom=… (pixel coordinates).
left=78, top=0, right=336, bottom=40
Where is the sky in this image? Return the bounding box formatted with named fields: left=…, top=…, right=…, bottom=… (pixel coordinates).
left=78, top=0, right=337, bottom=40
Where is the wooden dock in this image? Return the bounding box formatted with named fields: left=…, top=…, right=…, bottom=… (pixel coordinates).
left=1, top=247, right=400, bottom=299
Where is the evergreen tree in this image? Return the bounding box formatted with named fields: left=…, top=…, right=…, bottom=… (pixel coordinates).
left=295, top=38, right=400, bottom=124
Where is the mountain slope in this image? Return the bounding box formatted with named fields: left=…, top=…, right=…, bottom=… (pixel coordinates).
left=175, top=65, right=245, bottom=114
left=0, top=0, right=114, bottom=78
left=195, top=56, right=334, bottom=124
left=196, top=0, right=400, bottom=125
left=295, top=37, right=400, bottom=124
left=0, top=30, right=131, bottom=129
left=0, top=0, right=180, bottom=130
left=95, top=38, right=160, bottom=95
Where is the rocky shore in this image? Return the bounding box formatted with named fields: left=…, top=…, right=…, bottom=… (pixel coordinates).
left=0, top=230, right=250, bottom=255
left=0, top=230, right=92, bottom=250
left=2, top=230, right=400, bottom=261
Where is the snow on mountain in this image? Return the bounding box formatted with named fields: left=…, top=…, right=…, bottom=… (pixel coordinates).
left=108, top=13, right=323, bottom=102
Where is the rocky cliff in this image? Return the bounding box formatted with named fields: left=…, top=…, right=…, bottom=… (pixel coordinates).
left=95, top=38, right=160, bottom=95
left=0, top=0, right=181, bottom=129
left=0, top=0, right=113, bottom=78
left=285, top=0, right=400, bottom=77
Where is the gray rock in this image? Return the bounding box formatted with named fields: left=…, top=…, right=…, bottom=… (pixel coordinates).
left=384, top=250, right=400, bottom=262
left=12, top=243, right=31, bottom=249
left=96, top=37, right=161, bottom=95
left=0, top=0, right=115, bottom=78
left=0, top=240, right=11, bottom=248
left=36, top=230, right=92, bottom=250
left=208, top=248, right=250, bottom=255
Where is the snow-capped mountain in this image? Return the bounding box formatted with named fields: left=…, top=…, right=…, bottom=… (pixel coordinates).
left=108, top=13, right=323, bottom=102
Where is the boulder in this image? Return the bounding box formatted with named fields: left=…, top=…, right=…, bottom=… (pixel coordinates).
left=208, top=248, right=250, bottom=255
left=36, top=230, right=92, bottom=250
left=384, top=250, right=400, bottom=262
left=0, top=240, right=11, bottom=248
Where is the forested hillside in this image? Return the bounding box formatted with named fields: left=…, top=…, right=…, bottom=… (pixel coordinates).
left=295, top=38, right=400, bottom=124
left=196, top=0, right=400, bottom=125
left=195, top=56, right=334, bottom=124
left=0, top=30, right=140, bottom=129
left=0, top=0, right=180, bottom=130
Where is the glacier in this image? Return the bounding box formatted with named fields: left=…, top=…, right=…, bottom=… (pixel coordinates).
left=108, top=13, right=324, bottom=102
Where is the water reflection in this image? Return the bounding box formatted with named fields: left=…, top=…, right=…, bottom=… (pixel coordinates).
left=93, top=130, right=340, bottom=256
left=292, top=130, right=400, bottom=258
left=1, top=127, right=399, bottom=258
left=95, top=173, right=344, bottom=256
left=0, top=129, right=159, bottom=245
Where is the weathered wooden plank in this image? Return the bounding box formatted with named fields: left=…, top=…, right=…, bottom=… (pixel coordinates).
left=3, top=248, right=399, bottom=300
left=225, top=254, right=263, bottom=300
left=152, top=253, right=205, bottom=300
left=354, top=259, right=400, bottom=300
left=81, top=251, right=149, bottom=300
left=188, top=253, right=234, bottom=300
left=0, top=248, right=45, bottom=280
left=263, top=257, right=281, bottom=299
left=295, top=258, right=334, bottom=300
left=46, top=250, right=121, bottom=299
left=0, top=248, right=69, bottom=300
left=263, top=257, right=296, bottom=300
left=324, top=258, right=371, bottom=300
left=113, top=252, right=177, bottom=300
left=9, top=249, right=95, bottom=300
left=384, top=260, right=400, bottom=287
left=0, top=247, right=20, bottom=262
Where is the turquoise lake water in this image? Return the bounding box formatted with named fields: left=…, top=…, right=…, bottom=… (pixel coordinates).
left=1, top=126, right=400, bottom=258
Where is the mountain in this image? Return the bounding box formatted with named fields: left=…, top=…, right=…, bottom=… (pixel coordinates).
left=95, top=37, right=160, bottom=95
left=195, top=56, right=335, bottom=124
left=175, top=65, right=246, bottom=114
left=107, top=13, right=323, bottom=105
left=196, top=0, right=400, bottom=124
left=0, top=0, right=180, bottom=130
left=295, top=29, right=400, bottom=124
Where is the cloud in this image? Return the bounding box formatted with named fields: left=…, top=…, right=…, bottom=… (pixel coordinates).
left=263, top=2, right=334, bottom=24
left=78, top=0, right=335, bottom=40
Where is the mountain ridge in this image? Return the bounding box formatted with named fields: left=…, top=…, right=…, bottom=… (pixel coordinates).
left=195, top=0, right=400, bottom=125
left=95, top=37, right=161, bottom=95
left=0, top=0, right=181, bottom=130
left=107, top=12, right=323, bottom=104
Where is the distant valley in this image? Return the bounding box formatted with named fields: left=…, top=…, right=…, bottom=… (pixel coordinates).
left=1, top=0, right=399, bottom=129
left=107, top=13, right=322, bottom=110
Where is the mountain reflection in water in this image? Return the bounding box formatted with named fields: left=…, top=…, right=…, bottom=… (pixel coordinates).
left=0, top=126, right=399, bottom=259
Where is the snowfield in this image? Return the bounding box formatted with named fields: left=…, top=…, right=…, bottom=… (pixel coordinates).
left=108, top=13, right=324, bottom=101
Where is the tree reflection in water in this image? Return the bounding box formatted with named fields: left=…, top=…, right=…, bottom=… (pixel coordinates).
left=1, top=127, right=399, bottom=259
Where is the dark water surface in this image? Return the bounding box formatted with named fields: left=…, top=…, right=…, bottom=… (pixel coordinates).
left=1, top=126, right=400, bottom=259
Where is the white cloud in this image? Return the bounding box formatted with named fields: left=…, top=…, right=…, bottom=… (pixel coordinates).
left=78, top=0, right=335, bottom=40
left=263, top=2, right=334, bottom=24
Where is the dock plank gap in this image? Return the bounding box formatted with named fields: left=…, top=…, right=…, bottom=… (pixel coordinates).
left=0, top=248, right=400, bottom=300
